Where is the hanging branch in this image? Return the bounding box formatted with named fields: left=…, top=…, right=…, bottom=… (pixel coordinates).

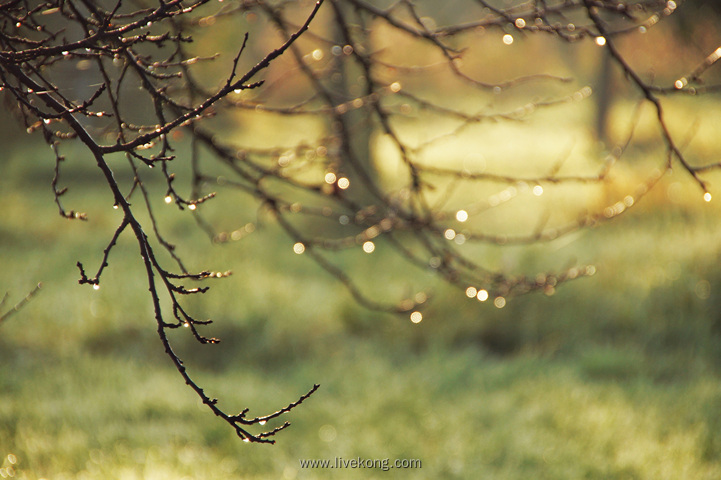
left=0, top=0, right=324, bottom=444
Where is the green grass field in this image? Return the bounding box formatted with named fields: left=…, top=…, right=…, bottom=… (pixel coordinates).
left=2, top=95, right=721, bottom=479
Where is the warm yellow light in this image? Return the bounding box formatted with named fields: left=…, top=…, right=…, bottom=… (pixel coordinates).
left=477, top=289, right=489, bottom=302
left=164, top=195, right=172, bottom=204
left=704, top=192, right=712, bottom=202
left=362, top=241, right=375, bottom=253
left=456, top=210, right=469, bottom=222
left=502, top=34, right=513, bottom=45
left=465, top=286, right=477, bottom=298
left=595, top=36, right=606, bottom=46
left=410, top=311, right=423, bottom=323
left=494, top=296, right=506, bottom=309
left=444, top=229, right=456, bottom=240
left=533, top=185, right=544, bottom=196
left=390, top=82, right=401, bottom=93
left=337, top=177, right=350, bottom=190
left=324, top=172, right=337, bottom=184
left=188, top=203, right=197, bottom=211
left=293, top=242, right=305, bottom=254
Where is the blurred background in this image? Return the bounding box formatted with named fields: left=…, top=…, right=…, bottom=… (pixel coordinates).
left=2, top=1, right=721, bottom=479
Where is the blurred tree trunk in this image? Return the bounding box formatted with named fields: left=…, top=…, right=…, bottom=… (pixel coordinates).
left=329, top=2, right=378, bottom=198
left=594, top=49, right=613, bottom=146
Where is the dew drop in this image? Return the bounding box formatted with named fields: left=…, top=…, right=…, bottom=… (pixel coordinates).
left=293, top=242, right=305, bottom=254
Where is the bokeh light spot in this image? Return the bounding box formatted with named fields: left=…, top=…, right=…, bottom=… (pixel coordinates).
left=318, top=424, right=337, bottom=442
left=337, top=177, right=350, bottom=190
left=362, top=241, right=375, bottom=253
